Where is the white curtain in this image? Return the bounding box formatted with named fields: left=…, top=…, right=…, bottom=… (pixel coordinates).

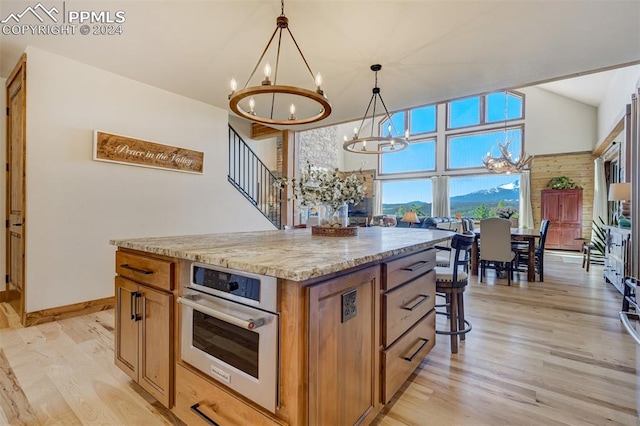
left=592, top=157, right=608, bottom=241
left=519, top=170, right=534, bottom=229
left=372, top=180, right=382, bottom=216
left=431, top=176, right=450, bottom=217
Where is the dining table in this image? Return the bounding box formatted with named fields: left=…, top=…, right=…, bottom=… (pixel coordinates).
left=470, top=227, right=541, bottom=282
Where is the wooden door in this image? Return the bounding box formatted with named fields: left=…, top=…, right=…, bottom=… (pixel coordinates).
left=138, top=284, right=172, bottom=408
left=114, top=277, right=139, bottom=381
left=5, top=54, right=27, bottom=320
left=307, top=265, right=380, bottom=426
left=541, top=190, right=561, bottom=248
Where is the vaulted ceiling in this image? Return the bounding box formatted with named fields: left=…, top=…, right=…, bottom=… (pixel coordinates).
left=1, top=1, right=639, bottom=129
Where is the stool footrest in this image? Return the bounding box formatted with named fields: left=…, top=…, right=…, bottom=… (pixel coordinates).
left=435, top=311, right=472, bottom=336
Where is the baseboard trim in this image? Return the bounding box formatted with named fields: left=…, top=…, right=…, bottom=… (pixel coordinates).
left=24, top=296, right=115, bottom=327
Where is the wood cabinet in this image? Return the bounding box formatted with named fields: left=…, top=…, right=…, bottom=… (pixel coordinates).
left=114, top=250, right=174, bottom=408
left=541, top=189, right=583, bottom=250
left=604, top=226, right=632, bottom=294
left=307, top=265, right=380, bottom=426
left=174, top=363, right=285, bottom=426
left=380, top=248, right=436, bottom=403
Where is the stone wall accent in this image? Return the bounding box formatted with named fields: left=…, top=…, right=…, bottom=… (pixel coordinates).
left=298, top=126, right=339, bottom=171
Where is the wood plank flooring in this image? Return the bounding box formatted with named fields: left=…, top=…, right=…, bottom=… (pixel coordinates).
left=0, top=251, right=638, bottom=425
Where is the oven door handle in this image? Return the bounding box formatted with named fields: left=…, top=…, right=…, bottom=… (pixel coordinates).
left=178, top=296, right=266, bottom=330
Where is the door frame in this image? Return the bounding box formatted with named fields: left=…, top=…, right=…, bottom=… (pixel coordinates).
left=4, top=53, right=27, bottom=323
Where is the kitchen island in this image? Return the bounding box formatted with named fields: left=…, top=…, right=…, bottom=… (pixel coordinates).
left=110, top=227, right=452, bottom=426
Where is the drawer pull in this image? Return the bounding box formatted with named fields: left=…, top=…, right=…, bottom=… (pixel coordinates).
left=130, top=291, right=136, bottom=320
left=402, top=261, right=429, bottom=272
left=120, top=264, right=153, bottom=275
left=401, top=294, right=430, bottom=311
left=190, top=403, right=220, bottom=426
left=403, top=338, right=429, bottom=362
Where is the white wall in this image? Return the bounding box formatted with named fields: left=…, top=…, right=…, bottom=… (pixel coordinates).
left=520, top=86, right=597, bottom=155
left=597, top=65, right=640, bottom=143
left=0, top=77, right=5, bottom=292
left=23, top=47, right=274, bottom=313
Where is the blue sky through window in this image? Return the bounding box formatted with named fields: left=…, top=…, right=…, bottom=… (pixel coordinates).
left=382, top=179, right=433, bottom=204
left=449, top=128, right=522, bottom=169
left=381, top=140, right=435, bottom=174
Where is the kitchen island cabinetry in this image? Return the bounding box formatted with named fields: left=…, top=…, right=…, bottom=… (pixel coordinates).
left=114, top=249, right=174, bottom=408
left=111, top=227, right=451, bottom=426
left=381, top=249, right=436, bottom=403
left=308, top=265, right=380, bottom=426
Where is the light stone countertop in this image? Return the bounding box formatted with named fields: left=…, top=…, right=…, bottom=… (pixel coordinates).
left=110, top=227, right=453, bottom=281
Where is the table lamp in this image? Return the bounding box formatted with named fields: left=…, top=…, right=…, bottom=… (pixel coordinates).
left=608, top=182, right=631, bottom=228
left=400, top=211, right=420, bottom=228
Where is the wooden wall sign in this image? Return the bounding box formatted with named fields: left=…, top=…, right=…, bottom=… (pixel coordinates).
left=93, top=131, right=204, bottom=174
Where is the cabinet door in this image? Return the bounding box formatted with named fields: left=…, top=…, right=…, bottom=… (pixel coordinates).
left=115, top=277, right=139, bottom=380
left=561, top=191, right=582, bottom=223
left=307, top=266, right=380, bottom=426
left=541, top=191, right=561, bottom=247
left=139, top=285, right=173, bottom=408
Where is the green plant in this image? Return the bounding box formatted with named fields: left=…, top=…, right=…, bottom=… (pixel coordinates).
left=474, top=204, right=489, bottom=219
left=546, top=176, right=582, bottom=190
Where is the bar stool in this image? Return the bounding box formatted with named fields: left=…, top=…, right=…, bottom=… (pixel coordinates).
left=435, top=232, right=475, bottom=354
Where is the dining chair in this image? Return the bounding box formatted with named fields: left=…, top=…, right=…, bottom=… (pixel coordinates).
left=479, top=218, right=516, bottom=286
left=435, top=232, right=475, bottom=353
left=516, top=219, right=550, bottom=281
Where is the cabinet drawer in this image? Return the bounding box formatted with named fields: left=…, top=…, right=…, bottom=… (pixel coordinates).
left=116, top=250, right=173, bottom=291
left=382, top=249, right=435, bottom=291
left=383, top=270, right=435, bottom=347
left=381, top=310, right=435, bottom=404
left=173, top=364, right=285, bottom=426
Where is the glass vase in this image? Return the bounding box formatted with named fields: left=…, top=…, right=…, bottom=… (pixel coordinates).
left=319, top=203, right=349, bottom=227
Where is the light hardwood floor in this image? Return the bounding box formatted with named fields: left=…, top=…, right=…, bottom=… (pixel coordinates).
left=0, top=251, right=638, bottom=425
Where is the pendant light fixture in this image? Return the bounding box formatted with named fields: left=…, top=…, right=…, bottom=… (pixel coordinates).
left=482, top=91, right=533, bottom=174
left=342, top=64, right=409, bottom=154
left=228, top=0, right=331, bottom=126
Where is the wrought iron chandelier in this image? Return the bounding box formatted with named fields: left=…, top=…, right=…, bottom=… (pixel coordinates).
left=228, top=0, right=331, bottom=126
left=342, top=64, right=409, bottom=154
left=482, top=92, right=533, bottom=174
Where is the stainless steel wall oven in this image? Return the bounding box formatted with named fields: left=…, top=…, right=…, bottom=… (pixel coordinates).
left=178, top=263, right=279, bottom=413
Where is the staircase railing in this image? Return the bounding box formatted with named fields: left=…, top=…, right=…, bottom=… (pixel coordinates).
left=228, top=125, right=282, bottom=229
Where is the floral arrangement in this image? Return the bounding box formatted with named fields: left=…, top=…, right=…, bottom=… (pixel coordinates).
left=495, top=206, right=517, bottom=219
left=277, top=162, right=366, bottom=218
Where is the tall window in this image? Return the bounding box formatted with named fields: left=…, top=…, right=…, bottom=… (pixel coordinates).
left=380, top=139, right=436, bottom=174
left=381, top=180, right=432, bottom=217
left=448, top=127, right=523, bottom=170
left=450, top=175, right=520, bottom=219
left=368, top=91, right=525, bottom=217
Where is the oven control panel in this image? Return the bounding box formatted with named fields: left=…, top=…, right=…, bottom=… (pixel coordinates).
left=192, top=265, right=260, bottom=302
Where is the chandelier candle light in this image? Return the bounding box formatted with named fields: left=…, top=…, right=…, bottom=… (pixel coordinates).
left=228, top=0, right=331, bottom=126
left=343, top=64, right=409, bottom=154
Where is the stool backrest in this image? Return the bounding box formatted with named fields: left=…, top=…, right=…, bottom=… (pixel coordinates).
left=450, top=232, right=475, bottom=280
